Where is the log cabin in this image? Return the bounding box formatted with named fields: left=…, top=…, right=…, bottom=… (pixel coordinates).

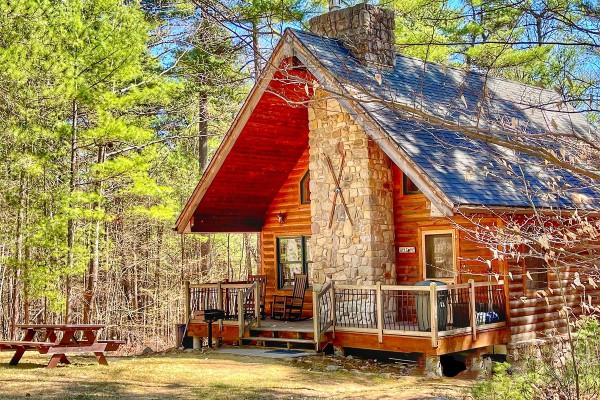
left=175, top=3, right=599, bottom=375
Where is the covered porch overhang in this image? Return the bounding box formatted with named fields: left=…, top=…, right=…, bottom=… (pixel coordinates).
left=176, top=61, right=314, bottom=234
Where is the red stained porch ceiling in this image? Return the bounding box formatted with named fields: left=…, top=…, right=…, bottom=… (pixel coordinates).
left=190, top=69, right=312, bottom=233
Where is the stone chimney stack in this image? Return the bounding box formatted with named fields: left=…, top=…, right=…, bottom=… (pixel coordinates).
left=309, top=3, right=396, bottom=70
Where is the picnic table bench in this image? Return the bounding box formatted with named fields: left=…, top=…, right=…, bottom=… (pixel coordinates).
left=0, top=324, right=125, bottom=368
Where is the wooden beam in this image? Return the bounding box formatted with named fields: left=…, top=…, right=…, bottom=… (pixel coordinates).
left=430, top=282, right=438, bottom=348
left=469, top=279, right=477, bottom=342
left=376, top=282, right=383, bottom=344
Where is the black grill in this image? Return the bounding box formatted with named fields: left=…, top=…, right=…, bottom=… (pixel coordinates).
left=202, top=309, right=225, bottom=322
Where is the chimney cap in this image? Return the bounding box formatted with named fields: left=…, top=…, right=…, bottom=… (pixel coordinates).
left=329, top=0, right=340, bottom=12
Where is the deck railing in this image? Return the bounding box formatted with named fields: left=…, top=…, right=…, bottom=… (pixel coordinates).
left=185, top=279, right=506, bottom=348
left=313, top=279, right=506, bottom=347
left=313, top=281, right=334, bottom=349
left=185, top=281, right=261, bottom=334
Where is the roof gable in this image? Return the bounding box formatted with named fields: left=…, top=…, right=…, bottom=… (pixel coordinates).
left=175, top=58, right=312, bottom=233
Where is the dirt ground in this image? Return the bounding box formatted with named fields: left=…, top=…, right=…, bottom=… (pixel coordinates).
left=0, top=348, right=477, bottom=399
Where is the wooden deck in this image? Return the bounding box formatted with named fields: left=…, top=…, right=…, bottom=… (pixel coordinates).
left=253, top=319, right=315, bottom=333
left=186, top=316, right=509, bottom=356
left=184, top=280, right=510, bottom=356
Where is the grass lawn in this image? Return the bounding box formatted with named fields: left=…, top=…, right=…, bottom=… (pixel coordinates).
left=0, top=350, right=475, bottom=399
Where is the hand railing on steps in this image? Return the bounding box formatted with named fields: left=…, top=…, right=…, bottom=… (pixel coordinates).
left=313, top=281, right=334, bottom=350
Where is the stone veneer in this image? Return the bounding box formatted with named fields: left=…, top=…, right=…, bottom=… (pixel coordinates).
left=308, top=90, right=395, bottom=285
left=309, top=3, right=396, bottom=70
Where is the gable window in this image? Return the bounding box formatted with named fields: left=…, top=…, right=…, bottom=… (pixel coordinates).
left=403, top=174, right=422, bottom=195
left=423, top=231, right=455, bottom=281
left=277, top=236, right=311, bottom=289
left=300, top=171, right=310, bottom=204
left=524, top=246, right=548, bottom=292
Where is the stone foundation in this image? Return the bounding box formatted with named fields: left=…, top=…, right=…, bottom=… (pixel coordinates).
left=425, top=356, right=443, bottom=378
left=308, top=91, right=395, bottom=285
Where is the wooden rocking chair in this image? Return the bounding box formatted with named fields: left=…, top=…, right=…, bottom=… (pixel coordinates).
left=271, top=274, right=308, bottom=321
left=246, top=274, right=267, bottom=319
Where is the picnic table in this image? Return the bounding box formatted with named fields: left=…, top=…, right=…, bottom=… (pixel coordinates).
left=0, top=324, right=125, bottom=368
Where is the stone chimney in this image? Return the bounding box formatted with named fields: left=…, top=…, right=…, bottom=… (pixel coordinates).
left=309, top=3, right=396, bottom=70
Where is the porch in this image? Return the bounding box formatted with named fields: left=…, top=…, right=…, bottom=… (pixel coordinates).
left=183, top=279, right=509, bottom=356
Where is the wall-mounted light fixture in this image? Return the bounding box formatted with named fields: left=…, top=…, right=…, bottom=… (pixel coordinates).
left=277, top=212, right=287, bottom=224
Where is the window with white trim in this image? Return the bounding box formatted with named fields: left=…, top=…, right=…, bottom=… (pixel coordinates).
left=423, top=231, right=455, bottom=280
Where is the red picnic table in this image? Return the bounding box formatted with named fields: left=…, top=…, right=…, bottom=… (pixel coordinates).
left=0, top=324, right=124, bottom=368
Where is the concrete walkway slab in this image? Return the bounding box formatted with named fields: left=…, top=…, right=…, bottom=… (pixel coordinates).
left=212, top=346, right=318, bottom=359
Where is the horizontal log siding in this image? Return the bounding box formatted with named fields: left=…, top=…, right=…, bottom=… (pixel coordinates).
left=261, top=147, right=312, bottom=317
left=391, top=165, right=501, bottom=285
left=507, top=257, right=599, bottom=343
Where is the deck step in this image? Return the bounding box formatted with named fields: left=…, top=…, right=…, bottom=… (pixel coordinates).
left=251, top=325, right=314, bottom=334
left=242, top=336, right=316, bottom=345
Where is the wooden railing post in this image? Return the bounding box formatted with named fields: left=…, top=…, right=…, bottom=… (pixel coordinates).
left=238, top=289, right=244, bottom=338
left=254, top=281, right=261, bottom=328
left=313, top=286, right=320, bottom=351
left=184, top=281, right=190, bottom=323
left=469, top=279, right=477, bottom=341
left=430, top=282, right=438, bottom=348
left=217, top=282, right=223, bottom=330
left=376, top=282, right=383, bottom=344
left=217, top=282, right=223, bottom=310
left=330, top=282, right=336, bottom=339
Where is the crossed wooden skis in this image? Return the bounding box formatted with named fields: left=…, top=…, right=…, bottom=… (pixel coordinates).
left=325, top=142, right=354, bottom=229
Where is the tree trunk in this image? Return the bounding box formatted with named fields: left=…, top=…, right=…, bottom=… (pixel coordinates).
left=198, top=91, right=211, bottom=276
left=66, top=98, right=78, bottom=323
left=10, top=172, right=26, bottom=337
left=83, top=144, right=106, bottom=324
left=198, top=91, right=209, bottom=172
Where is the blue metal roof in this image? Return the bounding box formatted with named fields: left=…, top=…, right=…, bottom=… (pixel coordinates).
left=291, top=29, right=599, bottom=210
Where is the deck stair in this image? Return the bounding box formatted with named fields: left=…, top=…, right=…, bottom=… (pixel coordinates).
left=240, top=319, right=328, bottom=351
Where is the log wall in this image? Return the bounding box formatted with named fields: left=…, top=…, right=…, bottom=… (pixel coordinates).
left=260, top=147, right=312, bottom=316
left=391, top=165, right=501, bottom=284
left=506, top=255, right=599, bottom=344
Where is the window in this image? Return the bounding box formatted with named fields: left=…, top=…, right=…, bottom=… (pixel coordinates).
left=423, top=231, right=455, bottom=280
left=403, top=174, right=421, bottom=195
left=524, top=246, right=548, bottom=292
left=277, top=236, right=311, bottom=289
left=300, top=171, right=310, bottom=204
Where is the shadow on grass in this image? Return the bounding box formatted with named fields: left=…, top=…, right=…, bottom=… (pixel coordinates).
left=190, top=382, right=325, bottom=400
left=0, top=362, right=45, bottom=370
left=0, top=378, right=322, bottom=400
left=0, top=353, right=469, bottom=399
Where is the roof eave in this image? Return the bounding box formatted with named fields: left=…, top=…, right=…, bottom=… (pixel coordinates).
left=456, top=203, right=600, bottom=216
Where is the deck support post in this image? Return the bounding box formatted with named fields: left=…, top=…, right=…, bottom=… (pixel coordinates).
left=334, top=346, right=345, bottom=357
left=376, top=282, right=383, bottom=344
left=429, top=282, right=438, bottom=348
left=330, top=282, right=336, bottom=339
left=184, top=281, right=190, bottom=323
left=238, top=289, right=244, bottom=338
left=312, top=286, right=320, bottom=351
left=254, top=281, right=261, bottom=328
left=425, top=355, right=443, bottom=378
left=469, top=279, right=477, bottom=341
left=217, top=282, right=223, bottom=330
left=193, top=336, right=201, bottom=350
